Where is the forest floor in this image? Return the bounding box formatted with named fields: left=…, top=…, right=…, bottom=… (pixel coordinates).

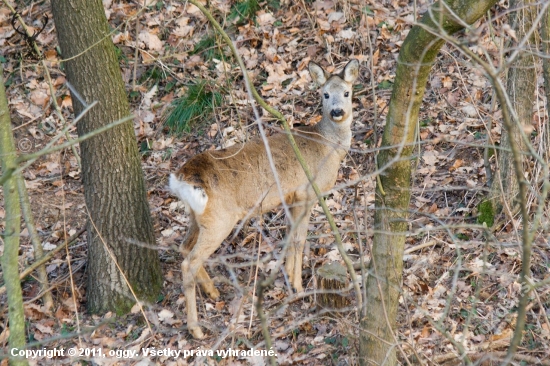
left=1, top=0, right=550, bottom=364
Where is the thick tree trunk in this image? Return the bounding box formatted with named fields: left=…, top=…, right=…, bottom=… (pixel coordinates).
left=359, top=1, right=498, bottom=364
left=0, top=64, right=28, bottom=366
left=51, top=0, right=162, bottom=313
left=490, top=0, right=536, bottom=218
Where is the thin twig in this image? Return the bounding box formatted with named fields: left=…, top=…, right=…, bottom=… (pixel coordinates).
left=15, top=175, right=54, bottom=311
left=0, top=113, right=131, bottom=186
left=255, top=280, right=276, bottom=366
left=41, top=59, right=81, bottom=168
left=60, top=161, right=82, bottom=346
left=132, top=0, right=144, bottom=90
left=2, top=0, right=147, bottom=64
left=413, top=8, right=550, bottom=362
left=186, top=0, right=363, bottom=314
left=4, top=4, right=82, bottom=170
left=0, top=228, right=85, bottom=295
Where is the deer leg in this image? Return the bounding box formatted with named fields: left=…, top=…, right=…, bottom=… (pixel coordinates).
left=196, top=266, right=220, bottom=300
left=180, top=212, right=199, bottom=256
left=180, top=213, right=219, bottom=300
left=182, top=220, right=236, bottom=339
left=181, top=258, right=203, bottom=339
left=285, top=201, right=313, bottom=293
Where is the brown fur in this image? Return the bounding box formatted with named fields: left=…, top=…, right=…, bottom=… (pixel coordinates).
left=171, top=60, right=359, bottom=339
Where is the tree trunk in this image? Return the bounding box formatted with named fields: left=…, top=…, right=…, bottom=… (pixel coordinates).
left=359, top=1, right=498, bottom=364
left=50, top=0, right=162, bottom=313
left=490, top=0, right=537, bottom=218
left=0, top=63, right=28, bottom=366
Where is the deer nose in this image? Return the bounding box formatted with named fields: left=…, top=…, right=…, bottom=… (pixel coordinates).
left=331, top=109, right=344, bottom=117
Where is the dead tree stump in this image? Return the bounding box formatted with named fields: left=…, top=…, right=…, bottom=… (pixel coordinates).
left=317, top=261, right=349, bottom=311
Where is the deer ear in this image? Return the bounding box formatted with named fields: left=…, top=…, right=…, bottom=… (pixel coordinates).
left=309, top=62, right=327, bottom=86
left=343, top=59, right=359, bottom=83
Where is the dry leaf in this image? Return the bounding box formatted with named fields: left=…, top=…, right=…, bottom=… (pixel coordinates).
left=449, top=159, right=463, bottom=172
left=139, top=30, right=163, bottom=52
left=30, top=89, right=49, bottom=107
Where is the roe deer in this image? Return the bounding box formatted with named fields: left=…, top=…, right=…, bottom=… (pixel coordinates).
left=169, top=60, right=359, bottom=339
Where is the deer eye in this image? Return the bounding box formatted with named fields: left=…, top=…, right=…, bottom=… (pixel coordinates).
left=324, top=93, right=329, bottom=99
left=344, top=91, right=350, bottom=97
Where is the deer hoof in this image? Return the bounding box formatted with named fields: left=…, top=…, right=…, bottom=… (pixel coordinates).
left=206, top=287, right=220, bottom=300
left=189, top=326, right=205, bottom=339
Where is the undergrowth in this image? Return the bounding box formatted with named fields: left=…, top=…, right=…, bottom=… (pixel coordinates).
left=165, top=80, right=223, bottom=134
left=191, top=33, right=225, bottom=61
left=229, top=0, right=260, bottom=23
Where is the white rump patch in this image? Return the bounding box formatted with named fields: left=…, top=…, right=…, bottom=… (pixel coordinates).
left=169, top=174, right=208, bottom=215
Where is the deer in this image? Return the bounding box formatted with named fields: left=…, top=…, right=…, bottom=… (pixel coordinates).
left=169, top=59, right=359, bottom=339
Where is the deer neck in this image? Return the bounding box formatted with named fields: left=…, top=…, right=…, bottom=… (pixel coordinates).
left=316, top=115, right=353, bottom=151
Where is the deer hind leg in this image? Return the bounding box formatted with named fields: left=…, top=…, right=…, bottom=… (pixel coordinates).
left=180, top=212, right=199, bottom=256
left=196, top=266, right=219, bottom=300
left=180, top=213, right=219, bottom=300
left=181, top=217, right=237, bottom=339
left=285, top=200, right=313, bottom=293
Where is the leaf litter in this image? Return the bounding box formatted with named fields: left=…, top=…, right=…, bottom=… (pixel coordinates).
left=1, top=0, right=550, bottom=364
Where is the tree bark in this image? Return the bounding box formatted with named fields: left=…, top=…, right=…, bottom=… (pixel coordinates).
left=490, top=0, right=537, bottom=218
left=359, top=1, right=498, bottom=364
left=0, top=63, right=28, bottom=366
left=50, top=0, right=162, bottom=313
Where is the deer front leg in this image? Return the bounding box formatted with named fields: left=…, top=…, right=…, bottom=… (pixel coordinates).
left=285, top=202, right=313, bottom=292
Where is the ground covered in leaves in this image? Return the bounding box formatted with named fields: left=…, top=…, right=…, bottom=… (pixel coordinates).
left=1, top=0, right=550, bottom=364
